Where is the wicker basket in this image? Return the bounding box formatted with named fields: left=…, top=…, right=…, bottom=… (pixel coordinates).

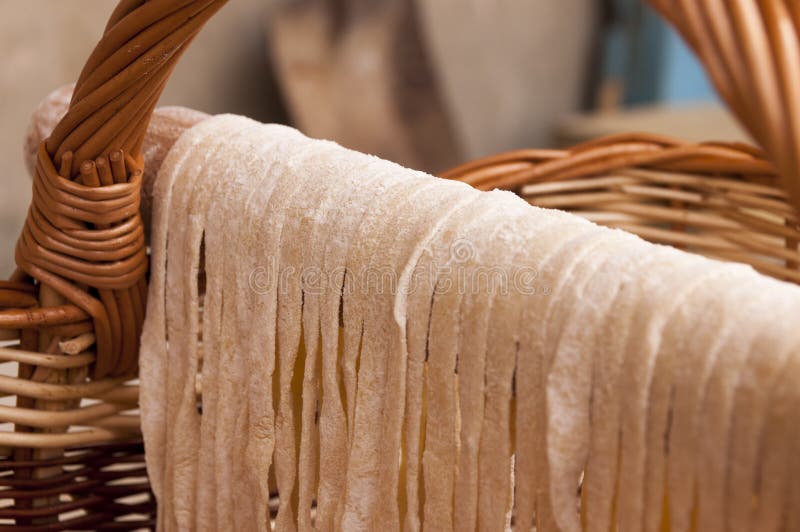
left=442, top=133, right=800, bottom=285
left=0, top=1, right=225, bottom=528
left=1, top=0, right=799, bottom=530
left=444, top=0, right=800, bottom=269
left=453, top=0, right=800, bottom=273
left=647, top=0, right=800, bottom=216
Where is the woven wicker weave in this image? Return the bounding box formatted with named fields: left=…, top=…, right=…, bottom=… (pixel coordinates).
left=444, top=5, right=800, bottom=283
left=0, top=1, right=225, bottom=528
left=1, top=0, right=799, bottom=529
left=648, top=0, right=800, bottom=216
left=442, top=133, right=800, bottom=284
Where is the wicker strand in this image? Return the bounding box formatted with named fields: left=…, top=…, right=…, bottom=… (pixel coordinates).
left=2, top=1, right=227, bottom=527
left=442, top=133, right=800, bottom=284
left=647, top=0, right=800, bottom=216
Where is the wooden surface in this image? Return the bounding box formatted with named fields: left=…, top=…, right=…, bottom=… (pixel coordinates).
left=556, top=103, right=751, bottom=147
left=267, top=0, right=462, bottom=173
left=417, top=0, right=598, bottom=157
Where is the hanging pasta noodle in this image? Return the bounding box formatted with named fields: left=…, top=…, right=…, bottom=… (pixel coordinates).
left=141, top=114, right=800, bottom=531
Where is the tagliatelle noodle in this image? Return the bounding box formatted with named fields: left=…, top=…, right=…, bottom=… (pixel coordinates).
left=422, top=192, right=523, bottom=532
left=140, top=114, right=800, bottom=532
left=200, top=121, right=299, bottom=532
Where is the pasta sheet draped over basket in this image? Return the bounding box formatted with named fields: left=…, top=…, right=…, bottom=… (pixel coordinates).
left=141, top=115, right=800, bottom=532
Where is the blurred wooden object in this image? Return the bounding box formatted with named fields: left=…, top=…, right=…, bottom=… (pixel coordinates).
left=267, top=0, right=461, bottom=173
left=417, top=0, right=597, bottom=155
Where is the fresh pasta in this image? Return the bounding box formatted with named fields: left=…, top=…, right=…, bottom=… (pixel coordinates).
left=141, top=114, right=800, bottom=532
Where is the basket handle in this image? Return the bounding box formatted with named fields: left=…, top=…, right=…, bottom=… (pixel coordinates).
left=15, top=0, right=227, bottom=379
left=648, top=0, right=800, bottom=214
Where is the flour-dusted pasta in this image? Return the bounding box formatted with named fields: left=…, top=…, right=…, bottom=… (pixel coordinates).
left=138, top=109, right=203, bottom=517
left=339, top=176, right=430, bottom=529
left=425, top=191, right=530, bottom=531
left=511, top=211, right=591, bottom=531
left=199, top=121, right=299, bottom=532
left=616, top=247, right=732, bottom=532
left=426, top=192, right=515, bottom=532
left=661, top=263, right=755, bottom=532
left=144, top=117, right=309, bottom=532
left=317, top=156, right=396, bottom=531
left=641, top=262, right=735, bottom=532
left=695, top=273, right=797, bottom=532
left=763, top=345, right=800, bottom=532
left=271, top=139, right=343, bottom=531
left=724, top=283, right=800, bottom=532
left=475, top=214, right=535, bottom=532
left=422, top=199, right=494, bottom=529
left=275, top=139, right=351, bottom=530
left=519, top=218, right=603, bottom=532
left=372, top=179, right=479, bottom=530
left=543, top=228, right=643, bottom=532
left=295, top=143, right=381, bottom=531
left=147, top=116, right=254, bottom=531
left=579, top=240, right=667, bottom=532
left=142, top=114, right=800, bottom=532
left=342, top=176, right=475, bottom=529
left=480, top=208, right=592, bottom=532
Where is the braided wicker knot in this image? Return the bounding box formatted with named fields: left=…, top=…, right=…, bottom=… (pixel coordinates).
left=12, top=0, right=228, bottom=381
left=16, top=144, right=148, bottom=379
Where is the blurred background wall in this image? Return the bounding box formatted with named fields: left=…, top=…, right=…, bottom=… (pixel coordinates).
left=0, top=0, right=747, bottom=277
